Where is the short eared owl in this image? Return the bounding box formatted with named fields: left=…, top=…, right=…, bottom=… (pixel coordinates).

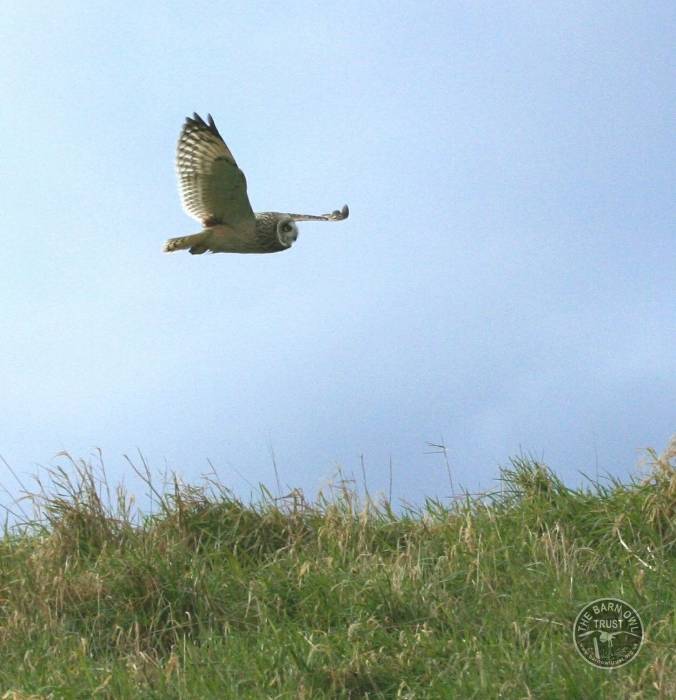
left=164, top=113, right=349, bottom=255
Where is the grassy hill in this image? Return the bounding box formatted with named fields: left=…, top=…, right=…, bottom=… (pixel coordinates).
left=0, top=444, right=673, bottom=698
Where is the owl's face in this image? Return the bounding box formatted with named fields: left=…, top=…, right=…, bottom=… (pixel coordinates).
left=276, top=217, right=299, bottom=247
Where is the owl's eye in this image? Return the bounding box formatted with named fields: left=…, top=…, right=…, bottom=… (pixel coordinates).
left=282, top=223, right=293, bottom=233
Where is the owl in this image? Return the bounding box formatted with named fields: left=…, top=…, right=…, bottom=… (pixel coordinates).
left=164, top=113, right=349, bottom=255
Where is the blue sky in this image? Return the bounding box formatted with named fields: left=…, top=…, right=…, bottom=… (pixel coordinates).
left=1, top=2, right=674, bottom=505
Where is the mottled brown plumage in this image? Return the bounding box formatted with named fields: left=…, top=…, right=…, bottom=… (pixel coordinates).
left=164, top=113, right=349, bottom=255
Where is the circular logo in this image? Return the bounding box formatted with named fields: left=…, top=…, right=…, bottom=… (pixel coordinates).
left=573, top=598, right=643, bottom=668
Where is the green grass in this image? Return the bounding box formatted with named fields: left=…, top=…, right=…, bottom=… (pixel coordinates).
left=0, top=442, right=674, bottom=699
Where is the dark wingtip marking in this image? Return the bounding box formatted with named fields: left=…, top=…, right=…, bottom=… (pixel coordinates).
left=329, top=204, right=349, bottom=220
left=206, top=113, right=223, bottom=139
left=186, top=112, right=207, bottom=128
left=184, top=112, right=222, bottom=140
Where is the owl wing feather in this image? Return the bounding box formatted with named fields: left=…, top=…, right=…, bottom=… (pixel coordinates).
left=176, top=113, right=256, bottom=232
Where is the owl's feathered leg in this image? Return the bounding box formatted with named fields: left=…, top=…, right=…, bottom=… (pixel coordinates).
left=163, top=231, right=210, bottom=254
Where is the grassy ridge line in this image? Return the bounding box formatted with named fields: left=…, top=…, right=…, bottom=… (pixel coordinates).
left=0, top=444, right=674, bottom=699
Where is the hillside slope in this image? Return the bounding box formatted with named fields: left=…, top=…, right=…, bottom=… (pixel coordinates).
left=0, top=445, right=673, bottom=698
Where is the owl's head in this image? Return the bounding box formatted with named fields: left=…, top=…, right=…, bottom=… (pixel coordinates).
left=276, top=216, right=299, bottom=247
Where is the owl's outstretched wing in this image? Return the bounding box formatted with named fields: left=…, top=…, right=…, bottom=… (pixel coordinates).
left=289, top=204, right=349, bottom=222
left=176, top=113, right=256, bottom=230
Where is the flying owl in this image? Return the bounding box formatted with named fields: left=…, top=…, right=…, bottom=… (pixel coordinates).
left=164, top=113, right=349, bottom=255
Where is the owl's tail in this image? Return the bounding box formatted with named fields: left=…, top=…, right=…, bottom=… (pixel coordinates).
left=163, top=231, right=210, bottom=255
